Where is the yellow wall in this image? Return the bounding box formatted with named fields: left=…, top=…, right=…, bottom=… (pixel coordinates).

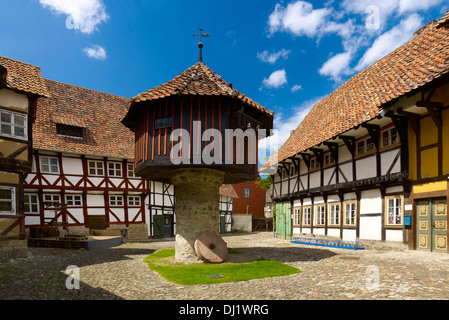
left=420, top=115, right=438, bottom=147
left=0, top=139, right=28, bottom=161
left=443, top=108, right=449, bottom=175
left=408, top=124, right=417, bottom=180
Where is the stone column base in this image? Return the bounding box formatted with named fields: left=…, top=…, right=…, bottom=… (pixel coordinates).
left=171, top=168, right=225, bottom=263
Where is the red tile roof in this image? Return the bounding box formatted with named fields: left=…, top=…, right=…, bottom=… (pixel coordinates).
left=34, top=79, right=134, bottom=159
left=264, top=12, right=449, bottom=169
left=0, top=56, right=49, bottom=97
left=132, top=61, right=274, bottom=117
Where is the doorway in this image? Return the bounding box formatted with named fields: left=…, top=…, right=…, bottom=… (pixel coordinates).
left=416, top=198, right=447, bottom=252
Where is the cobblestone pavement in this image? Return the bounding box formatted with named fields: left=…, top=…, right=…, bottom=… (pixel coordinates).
left=1, top=232, right=449, bottom=300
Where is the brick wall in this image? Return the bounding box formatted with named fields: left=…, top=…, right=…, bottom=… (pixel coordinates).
left=233, top=180, right=266, bottom=218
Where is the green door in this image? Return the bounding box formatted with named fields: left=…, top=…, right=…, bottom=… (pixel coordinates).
left=417, top=198, right=447, bottom=252
left=276, top=202, right=292, bottom=240
left=153, top=215, right=164, bottom=239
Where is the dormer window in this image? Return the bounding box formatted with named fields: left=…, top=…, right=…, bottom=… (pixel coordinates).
left=53, top=115, right=85, bottom=139
left=56, top=124, right=83, bottom=138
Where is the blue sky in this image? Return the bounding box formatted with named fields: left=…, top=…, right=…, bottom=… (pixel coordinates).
left=1, top=0, right=447, bottom=164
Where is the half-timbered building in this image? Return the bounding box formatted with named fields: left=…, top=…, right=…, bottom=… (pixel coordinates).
left=23, top=78, right=236, bottom=240
left=264, top=12, right=449, bottom=252
left=0, top=56, right=49, bottom=253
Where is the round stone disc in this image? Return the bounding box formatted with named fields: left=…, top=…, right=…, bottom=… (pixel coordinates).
left=194, top=231, right=228, bottom=263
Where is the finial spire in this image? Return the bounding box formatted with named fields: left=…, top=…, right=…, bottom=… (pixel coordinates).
left=193, top=28, right=210, bottom=62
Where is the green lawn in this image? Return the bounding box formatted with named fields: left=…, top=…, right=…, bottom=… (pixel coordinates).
left=143, top=249, right=301, bottom=285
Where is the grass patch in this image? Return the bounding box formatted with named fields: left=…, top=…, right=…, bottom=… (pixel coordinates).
left=143, top=249, right=301, bottom=285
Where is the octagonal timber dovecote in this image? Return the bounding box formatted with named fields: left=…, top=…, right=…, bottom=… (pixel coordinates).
left=122, top=61, right=274, bottom=184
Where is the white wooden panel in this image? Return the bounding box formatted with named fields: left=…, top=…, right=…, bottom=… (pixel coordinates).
left=62, top=157, right=83, bottom=175
left=360, top=189, right=382, bottom=214
left=360, top=215, right=382, bottom=240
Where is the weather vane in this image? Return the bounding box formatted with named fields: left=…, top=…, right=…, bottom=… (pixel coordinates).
left=193, top=28, right=210, bottom=62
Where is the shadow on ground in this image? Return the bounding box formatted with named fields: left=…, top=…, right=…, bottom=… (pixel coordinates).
left=232, top=246, right=338, bottom=262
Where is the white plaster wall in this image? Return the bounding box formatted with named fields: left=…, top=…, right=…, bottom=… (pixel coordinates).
left=313, top=228, right=325, bottom=236
left=0, top=88, right=28, bottom=110
left=344, top=192, right=357, bottom=201
left=385, top=229, right=403, bottom=242
left=67, top=208, right=84, bottom=224
left=109, top=208, right=125, bottom=222
left=359, top=215, right=382, bottom=240
left=342, top=229, right=357, bottom=241
left=356, top=156, right=376, bottom=179
left=62, top=157, right=83, bottom=175
left=25, top=216, right=40, bottom=226
left=360, top=189, right=382, bottom=214
left=339, top=163, right=352, bottom=182
left=324, top=167, right=336, bottom=186
left=309, top=171, right=320, bottom=189
left=381, top=149, right=401, bottom=175
left=327, top=228, right=340, bottom=238
left=86, top=194, right=104, bottom=207
left=339, top=145, right=352, bottom=163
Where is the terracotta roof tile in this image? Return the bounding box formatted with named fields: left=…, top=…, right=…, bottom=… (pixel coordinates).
left=264, top=13, right=449, bottom=169
left=219, top=184, right=239, bottom=198
left=132, top=61, right=274, bottom=117
left=0, top=56, right=49, bottom=97
left=34, top=80, right=134, bottom=159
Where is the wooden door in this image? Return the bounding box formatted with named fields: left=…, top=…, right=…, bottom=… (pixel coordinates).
left=276, top=202, right=291, bottom=240
left=416, top=198, right=447, bottom=252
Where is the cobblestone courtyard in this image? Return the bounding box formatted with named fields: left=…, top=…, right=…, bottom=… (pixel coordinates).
left=1, top=232, right=449, bottom=300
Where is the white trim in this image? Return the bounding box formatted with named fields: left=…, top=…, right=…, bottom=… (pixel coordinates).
left=0, top=186, right=16, bottom=215
left=0, top=109, right=28, bottom=140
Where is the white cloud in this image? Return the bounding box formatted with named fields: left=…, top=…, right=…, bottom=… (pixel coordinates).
left=355, top=13, right=423, bottom=71
left=263, top=69, right=287, bottom=89
left=291, top=84, right=303, bottom=92
left=257, top=49, right=291, bottom=64
left=268, top=1, right=333, bottom=37
left=39, top=0, right=108, bottom=34
left=83, top=45, right=107, bottom=60
left=398, top=0, right=443, bottom=14
left=259, top=96, right=325, bottom=171
left=319, top=51, right=354, bottom=81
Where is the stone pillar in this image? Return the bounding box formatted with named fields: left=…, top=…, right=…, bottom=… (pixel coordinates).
left=171, top=168, right=225, bottom=263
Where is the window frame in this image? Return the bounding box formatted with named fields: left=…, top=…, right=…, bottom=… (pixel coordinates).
left=243, top=188, right=250, bottom=198
left=323, top=152, right=336, bottom=167
left=127, top=163, right=135, bottom=177
left=328, top=202, right=341, bottom=227
left=355, top=136, right=376, bottom=157
left=43, top=194, right=61, bottom=209
left=0, top=109, right=27, bottom=140
left=385, top=195, right=404, bottom=227
left=380, top=126, right=399, bottom=150
left=88, top=160, right=105, bottom=176
left=309, top=157, right=320, bottom=172
left=293, top=207, right=301, bottom=226
left=40, top=156, right=60, bottom=174
left=302, top=206, right=312, bottom=226
left=343, top=201, right=357, bottom=227
left=314, top=204, right=325, bottom=226
left=108, top=162, right=122, bottom=177
left=65, top=194, right=82, bottom=207
left=109, top=195, right=124, bottom=207
left=24, top=193, right=39, bottom=214
left=0, top=186, right=16, bottom=215
left=128, top=195, right=141, bottom=207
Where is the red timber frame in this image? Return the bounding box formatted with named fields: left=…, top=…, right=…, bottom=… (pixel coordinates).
left=24, top=150, right=150, bottom=230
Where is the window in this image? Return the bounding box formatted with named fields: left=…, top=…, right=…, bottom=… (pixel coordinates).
left=88, top=161, right=104, bottom=176
left=43, top=194, right=61, bottom=208
left=290, top=165, right=297, bottom=177
left=328, top=203, right=341, bottom=226
left=314, top=205, right=325, bottom=226
left=155, top=117, right=172, bottom=129
left=0, top=110, right=27, bottom=140
left=108, top=162, right=122, bottom=177
left=386, top=196, right=403, bottom=226
left=381, top=127, right=399, bottom=149
left=243, top=188, right=250, bottom=198
left=356, top=137, right=376, bottom=156
left=127, top=164, right=135, bottom=177
left=324, top=153, right=335, bottom=167
left=40, top=156, right=59, bottom=174
left=66, top=195, right=82, bottom=207
left=0, top=187, right=15, bottom=215
left=344, top=201, right=357, bottom=226
left=294, top=207, right=301, bottom=226
left=109, top=195, right=124, bottom=207
left=128, top=196, right=141, bottom=207
left=24, top=194, right=39, bottom=214
left=303, top=206, right=311, bottom=226
left=56, top=124, right=83, bottom=138
left=309, top=157, right=320, bottom=171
